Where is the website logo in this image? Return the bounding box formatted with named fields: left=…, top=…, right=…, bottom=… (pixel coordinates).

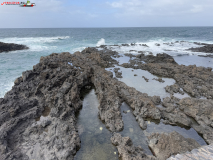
left=20, top=1, right=35, bottom=7
left=1, top=1, right=36, bottom=7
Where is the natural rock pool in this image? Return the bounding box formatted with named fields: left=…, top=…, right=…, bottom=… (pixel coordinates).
left=120, top=102, right=206, bottom=154
left=74, top=89, right=118, bottom=160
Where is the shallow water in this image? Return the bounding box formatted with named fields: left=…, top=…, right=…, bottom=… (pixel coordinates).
left=112, top=54, right=131, bottom=65
left=1, top=27, right=213, bottom=98
left=107, top=65, right=176, bottom=99
left=174, top=55, right=213, bottom=68
left=74, top=89, right=118, bottom=160
left=120, top=102, right=153, bottom=155
left=120, top=102, right=207, bottom=153
left=145, top=120, right=207, bottom=146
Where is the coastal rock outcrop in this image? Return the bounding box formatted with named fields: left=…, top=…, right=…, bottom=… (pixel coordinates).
left=188, top=44, right=213, bottom=53
left=111, top=133, right=157, bottom=160
left=0, top=42, right=29, bottom=53
left=0, top=45, right=213, bottom=160
left=148, top=131, right=201, bottom=160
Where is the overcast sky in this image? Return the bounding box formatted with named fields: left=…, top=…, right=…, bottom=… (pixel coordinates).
left=1, top=0, right=213, bottom=28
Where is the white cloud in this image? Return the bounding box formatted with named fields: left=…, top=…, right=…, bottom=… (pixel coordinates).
left=190, top=5, right=203, bottom=13
left=110, top=2, right=123, bottom=8
left=107, top=0, right=213, bottom=17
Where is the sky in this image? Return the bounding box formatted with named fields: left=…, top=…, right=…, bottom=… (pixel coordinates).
left=0, top=0, right=213, bottom=28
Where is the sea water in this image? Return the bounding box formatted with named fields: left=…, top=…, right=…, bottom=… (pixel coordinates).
left=0, top=28, right=211, bottom=158
left=1, top=27, right=213, bottom=97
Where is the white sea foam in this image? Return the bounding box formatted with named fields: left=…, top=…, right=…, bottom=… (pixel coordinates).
left=0, top=36, right=70, bottom=52
left=96, top=38, right=105, bottom=46
left=107, top=39, right=213, bottom=56
left=0, top=81, right=14, bottom=98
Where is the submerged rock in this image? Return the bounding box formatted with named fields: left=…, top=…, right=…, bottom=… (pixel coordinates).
left=152, top=78, right=165, bottom=83
left=142, top=76, right=149, bottom=82
left=114, top=68, right=123, bottom=78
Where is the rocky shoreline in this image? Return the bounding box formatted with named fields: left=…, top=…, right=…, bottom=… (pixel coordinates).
left=188, top=44, right=213, bottom=54
left=0, top=42, right=29, bottom=53
left=0, top=46, right=213, bottom=160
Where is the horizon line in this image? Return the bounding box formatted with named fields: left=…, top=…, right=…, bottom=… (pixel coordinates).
left=0, top=26, right=213, bottom=29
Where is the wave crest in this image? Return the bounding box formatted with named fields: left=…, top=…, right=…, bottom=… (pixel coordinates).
left=96, top=38, right=105, bottom=46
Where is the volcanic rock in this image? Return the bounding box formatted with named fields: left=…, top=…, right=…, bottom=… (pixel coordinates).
left=0, top=42, right=29, bottom=53
left=111, top=133, right=156, bottom=160
left=148, top=131, right=200, bottom=160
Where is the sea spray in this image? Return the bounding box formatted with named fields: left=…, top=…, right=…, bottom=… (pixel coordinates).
left=96, top=38, right=105, bottom=46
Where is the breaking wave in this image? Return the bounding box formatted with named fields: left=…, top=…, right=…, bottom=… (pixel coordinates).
left=107, top=38, right=213, bottom=56
left=96, top=38, right=105, bottom=46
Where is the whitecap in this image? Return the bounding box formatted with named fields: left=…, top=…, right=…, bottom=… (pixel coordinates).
left=107, top=38, right=213, bottom=56
left=96, top=38, right=105, bottom=47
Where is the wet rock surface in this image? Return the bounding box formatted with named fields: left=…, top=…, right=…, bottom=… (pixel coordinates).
left=152, top=78, right=165, bottom=83
left=121, top=52, right=213, bottom=99
left=142, top=76, right=149, bottom=82
left=0, top=42, right=29, bottom=53
left=165, top=84, right=184, bottom=95
left=0, top=45, right=213, bottom=159
left=111, top=133, right=156, bottom=160
left=124, top=52, right=177, bottom=64
left=198, top=54, right=213, bottom=58
left=188, top=44, right=213, bottom=53
left=148, top=131, right=201, bottom=160
left=160, top=96, right=213, bottom=144
left=114, top=68, right=123, bottom=78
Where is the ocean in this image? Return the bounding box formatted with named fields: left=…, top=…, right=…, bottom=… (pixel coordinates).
left=1, top=27, right=213, bottom=98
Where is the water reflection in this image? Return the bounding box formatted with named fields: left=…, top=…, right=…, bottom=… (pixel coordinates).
left=120, top=102, right=207, bottom=158
left=120, top=102, right=153, bottom=155
left=74, top=89, right=118, bottom=160
left=145, top=119, right=207, bottom=146
left=107, top=65, right=176, bottom=99
left=174, top=55, right=213, bottom=68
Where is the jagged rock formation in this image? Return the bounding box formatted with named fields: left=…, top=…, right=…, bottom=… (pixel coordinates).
left=160, top=96, right=213, bottom=144
left=111, top=133, right=157, bottom=160
left=0, top=46, right=213, bottom=159
left=0, top=42, right=29, bottom=53
left=188, top=44, right=213, bottom=53
left=167, top=143, right=213, bottom=160
left=148, top=131, right=200, bottom=160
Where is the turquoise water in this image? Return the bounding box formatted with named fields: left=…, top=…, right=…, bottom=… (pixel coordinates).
left=1, top=27, right=213, bottom=97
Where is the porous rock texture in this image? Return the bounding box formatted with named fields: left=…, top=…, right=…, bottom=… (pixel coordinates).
left=148, top=131, right=201, bottom=160
left=111, top=133, right=157, bottom=160
left=0, top=50, right=161, bottom=159
left=121, top=52, right=213, bottom=99
left=117, top=50, right=213, bottom=144
left=160, top=96, right=213, bottom=144
left=0, top=46, right=213, bottom=159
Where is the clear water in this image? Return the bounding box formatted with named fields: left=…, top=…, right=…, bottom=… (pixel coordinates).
left=120, top=102, right=153, bottom=155
left=145, top=120, right=207, bottom=146
left=106, top=65, right=176, bottom=99
left=174, top=55, right=213, bottom=68
left=74, top=89, right=118, bottom=160
left=0, top=27, right=211, bottom=158
left=120, top=102, right=206, bottom=153
left=1, top=27, right=213, bottom=97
